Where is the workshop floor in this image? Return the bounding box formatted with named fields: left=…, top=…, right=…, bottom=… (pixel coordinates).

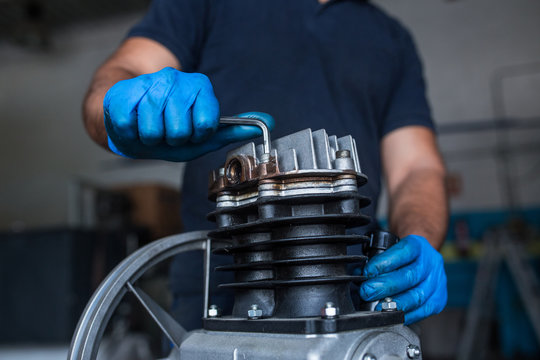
left=0, top=345, right=69, bottom=360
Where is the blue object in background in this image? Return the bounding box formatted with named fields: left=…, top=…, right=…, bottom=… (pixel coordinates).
left=444, top=207, right=540, bottom=241
left=444, top=260, right=478, bottom=309
left=380, top=206, right=540, bottom=357
left=496, top=261, right=540, bottom=357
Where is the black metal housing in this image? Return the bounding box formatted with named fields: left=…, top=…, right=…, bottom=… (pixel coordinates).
left=208, top=189, right=372, bottom=320
left=203, top=311, right=404, bottom=334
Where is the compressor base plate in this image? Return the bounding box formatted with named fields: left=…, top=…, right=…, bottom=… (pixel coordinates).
left=203, top=310, right=404, bottom=334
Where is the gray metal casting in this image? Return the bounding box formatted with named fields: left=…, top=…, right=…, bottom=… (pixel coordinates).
left=174, top=325, right=421, bottom=360
left=226, top=128, right=362, bottom=174
left=215, top=128, right=366, bottom=208
left=216, top=177, right=360, bottom=208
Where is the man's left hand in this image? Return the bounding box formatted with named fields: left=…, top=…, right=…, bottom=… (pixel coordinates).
left=358, top=234, right=448, bottom=324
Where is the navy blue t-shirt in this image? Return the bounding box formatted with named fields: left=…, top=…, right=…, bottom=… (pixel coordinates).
left=128, top=0, right=433, bottom=231
left=127, top=0, right=433, bottom=329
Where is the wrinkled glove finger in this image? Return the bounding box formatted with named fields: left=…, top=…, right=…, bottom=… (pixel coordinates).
left=373, top=271, right=438, bottom=313
left=363, top=237, right=421, bottom=277
left=403, top=281, right=448, bottom=325
left=119, top=112, right=275, bottom=162
left=137, top=81, right=168, bottom=146
left=104, top=79, right=144, bottom=142
left=164, top=87, right=193, bottom=146
left=360, top=258, right=428, bottom=301
left=191, top=74, right=219, bottom=143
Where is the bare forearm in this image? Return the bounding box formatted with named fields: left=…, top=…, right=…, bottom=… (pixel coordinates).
left=388, top=168, right=448, bottom=249
left=376, top=127, right=448, bottom=323
left=83, top=65, right=137, bottom=149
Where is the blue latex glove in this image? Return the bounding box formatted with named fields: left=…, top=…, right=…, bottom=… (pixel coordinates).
left=359, top=234, right=447, bottom=324
left=104, top=67, right=274, bottom=161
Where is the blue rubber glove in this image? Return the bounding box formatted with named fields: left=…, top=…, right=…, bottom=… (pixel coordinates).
left=358, top=234, right=447, bottom=324
left=104, top=67, right=274, bottom=161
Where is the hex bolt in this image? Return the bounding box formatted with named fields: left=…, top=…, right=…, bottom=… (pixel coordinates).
left=406, top=344, right=421, bottom=359
left=336, top=150, right=351, bottom=158
left=362, top=354, right=377, bottom=360
left=381, top=297, right=398, bottom=312
left=247, top=304, right=262, bottom=319
left=334, top=150, right=355, bottom=170
left=321, top=302, right=339, bottom=319
left=207, top=304, right=221, bottom=318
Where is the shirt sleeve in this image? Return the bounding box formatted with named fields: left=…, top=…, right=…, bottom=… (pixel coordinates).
left=127, top=0, right=209, bottom=72
left=381, top=23, right=434, bottom=137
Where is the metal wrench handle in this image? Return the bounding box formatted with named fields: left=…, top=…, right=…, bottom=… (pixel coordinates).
left=219, top=116, right=271, bottom=156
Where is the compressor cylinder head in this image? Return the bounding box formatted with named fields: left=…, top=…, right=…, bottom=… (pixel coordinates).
left=208, top=128, right=372, bottom=319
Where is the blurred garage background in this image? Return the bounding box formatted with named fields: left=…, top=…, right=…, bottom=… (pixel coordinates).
left=0, top=0, right=539, bottom=359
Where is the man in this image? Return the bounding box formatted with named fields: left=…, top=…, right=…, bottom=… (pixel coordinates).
left=84, top=0, right=448, bottom=330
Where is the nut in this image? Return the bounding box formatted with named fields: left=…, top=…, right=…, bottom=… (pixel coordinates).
left=226, top=158, right=243, bottom=184
left=406, top=344, right=421, bottom=359
left=247, top=304, right=262, bottom=319
left=321, top=302, right=339, bottom=319
left=381, top=297, right=398, bottom=312
left=207, top=304, right=221, bottom=318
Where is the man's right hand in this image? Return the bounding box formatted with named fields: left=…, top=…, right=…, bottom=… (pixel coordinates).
left=104, top=67, right=273, bottom=162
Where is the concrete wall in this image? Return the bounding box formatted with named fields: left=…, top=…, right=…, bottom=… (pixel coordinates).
left=0, top=15, right=183, bottom=230
left=374, top=0, right=540, bottom=215
left=1, top=1, right=539, bottom=230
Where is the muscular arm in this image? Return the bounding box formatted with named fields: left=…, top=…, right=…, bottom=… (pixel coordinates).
left=381, top=126, right=448, bottom=249
left=83, top=37, right=180, bottom=149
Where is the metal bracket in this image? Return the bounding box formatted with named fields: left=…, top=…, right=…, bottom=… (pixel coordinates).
left=219, top=116, right=271, bottom=160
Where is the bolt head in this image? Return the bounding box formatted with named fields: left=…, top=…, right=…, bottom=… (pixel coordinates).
left=381, top=297, right=398, bottom=312
left=363, top=354, right=377, bottom=360
left=247, top=304, right=262, bottom=319
left=336, top=150, right=351, bottom=158
left=321, top=302, right=339, bottom=318
left=406, top=344, right=421, bottom=359
left=207, top=305, right=220, bottom=318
